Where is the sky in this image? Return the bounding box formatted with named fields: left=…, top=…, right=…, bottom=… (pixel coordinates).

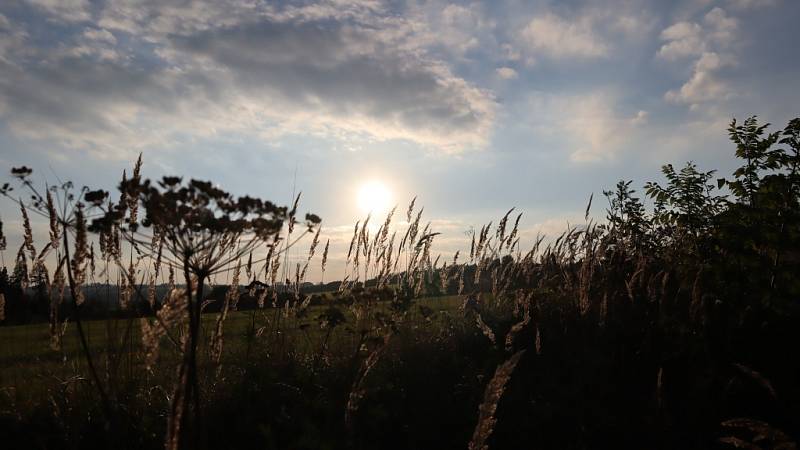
left=0, top=0, right=798, bottom=281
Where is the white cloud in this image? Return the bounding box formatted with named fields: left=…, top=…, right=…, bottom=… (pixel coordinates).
left=527, top=91, right=644, bottom=163
left=665, top=52, right=735, bottom=106
left=659, top=6, right=741, bottom=109
left=26, top=0, right=91, bottom=23
left=82, top=28, right=117, bottom=45
left=69, top=27, right=122, bottom=61
left=519, top=12, right=608, bottom=60
left=495, top=67, right=518, bottom=79
left=657, top=8, right=737, bottom=61
left=435, top=3, right=485, bottom=55
left=704, top=7, right=738, bottom=45
left=657, top=21, right=705, bottom=60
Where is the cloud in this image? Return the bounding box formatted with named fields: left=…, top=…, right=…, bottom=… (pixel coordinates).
left=422, top=3, right=492, bottom=57
left=69, top=27, right=122, bottom=61
left=658, top=6, right=740, bottom=109
left=495, top=67, right=518, bottom=79
left=82, top=28, right=117, bottom=45
left=168, top=12, right=496, bottom=152
left=511, top=4, right=653, bottom=65
left=527, top=91, right=645, bottom=163
left=727, top=0, right=778, bottom=10
left=609, top=12, right=655, bottom=37
left=657, top=7, right=738, bottom=61
left=0, top=13, right=26, bottom=65
left=665, top=52, right=735, bottom=106
left=26, top=0, right=91, bottom=23
left=0, top=0, right=496, bottom=156
left=519, top=12, right=608, bottom=60
left=704, top=7, right=738, bottom=45
left=657, top=21, right=705, bottom=60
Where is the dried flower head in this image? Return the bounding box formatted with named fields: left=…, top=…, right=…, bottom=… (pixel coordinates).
left=46, top=189, right=60, bottom=250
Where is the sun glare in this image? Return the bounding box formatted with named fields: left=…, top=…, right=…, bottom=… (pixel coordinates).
left=357, top=180, right=392, bottom=215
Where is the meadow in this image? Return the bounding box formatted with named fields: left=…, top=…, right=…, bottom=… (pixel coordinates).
left=0, top=296, right=463, bottom=389
left=1, top=116, right=799, bottom=449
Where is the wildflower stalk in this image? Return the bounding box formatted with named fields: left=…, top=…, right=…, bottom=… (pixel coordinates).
left=60, top=217, right=113, bottom=423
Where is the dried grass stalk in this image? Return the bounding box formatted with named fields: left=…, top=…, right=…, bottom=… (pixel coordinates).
left=71, top=205, right=88, bottom=305
left=732, top=363, right=778, bottom=400
left=210, top=262, right=240, bottom=363
left=720, top=418, right=797, bottom=449
left=504, top=301, right=531, bottom=352
left=46, top=189, right=59, bottom=250
left=140, top=318, right=160, bottom=370
left=19, top=200, right=35, bottom=261
left=468, top=350, right=526, bottom=450
left=345, top=332, right=393, bottom=434
left=475, top=313, right=496, bottom=345
left=320, top=239, right=330, bottom=281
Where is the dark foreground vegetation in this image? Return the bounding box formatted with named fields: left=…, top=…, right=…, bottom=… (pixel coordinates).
left=1, top=116, right=799, bottom=449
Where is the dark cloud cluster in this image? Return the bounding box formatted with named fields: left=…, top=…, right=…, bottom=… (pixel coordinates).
left=0, top=0, right=496, bottom=155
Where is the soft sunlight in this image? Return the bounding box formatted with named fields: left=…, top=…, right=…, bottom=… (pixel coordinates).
left=357, top=180, right=392, bottom=215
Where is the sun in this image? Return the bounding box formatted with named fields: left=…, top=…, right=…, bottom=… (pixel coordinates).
left=357, top=180, right=392, bottom=215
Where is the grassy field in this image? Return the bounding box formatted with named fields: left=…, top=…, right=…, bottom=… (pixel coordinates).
left=0, top=295, right=463, bottom=392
